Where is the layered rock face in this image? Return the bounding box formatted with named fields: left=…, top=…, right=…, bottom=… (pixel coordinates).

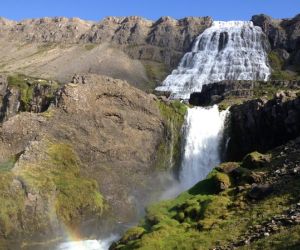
left=0, top=75, right=183, bottom=247
left=227, top=92, right=300, bottom=160
left=252, top=14, right=300, bottom=66
left=189, top=80, right=300, bottom=106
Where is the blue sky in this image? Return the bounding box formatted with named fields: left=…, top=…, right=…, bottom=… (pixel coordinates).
left=1, top=0, right=299, bottom=21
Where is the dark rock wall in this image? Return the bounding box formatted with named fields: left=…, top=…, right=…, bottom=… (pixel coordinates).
left=227, top=92, right=300, bottom=160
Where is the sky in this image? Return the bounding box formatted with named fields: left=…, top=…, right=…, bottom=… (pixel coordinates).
left=1, top=0, right=299, bottom=22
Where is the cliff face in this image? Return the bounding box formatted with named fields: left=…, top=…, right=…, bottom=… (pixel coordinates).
left=0, top=74, right=186, bottom=248
left=252, top=14, right=300, bottom=70
left=227, top=91, right=300, bottom=160
left=0, top=75, right=59, bottom=122
left=0, top=16, right=212, bottom=87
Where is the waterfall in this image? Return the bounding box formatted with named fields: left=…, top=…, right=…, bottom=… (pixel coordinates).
left=156, top=21, right=271, bottom=99
left=180, top=106, right=228, bottom=190
left=57, top=235, right=118, bottom=250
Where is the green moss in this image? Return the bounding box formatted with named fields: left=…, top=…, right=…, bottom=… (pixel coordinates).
left=142, top=61, right=169, bottom=90
left=120, top=227, right=146, bottom=244
left=242, top=151, right=271, bottom=170
left=84, top=44, right=97, bottom=51
left=155, top=101, right=187, bottom=171
left=0, top=172, right=25, bottom=237
left=7, top=74, right=59, bottom=111
left=115, top=144, right=300, bottom=249
left=268, top=51, right=284, bottom=71
left=241, top=225, right=300, bottom=250
left=271, top=70, right=296, bottom=81
left=17, top=142, right=105, bottom=223
left=0, top=157, right=17, bottom=172
left=211, top=172, right=231, bottom=192
left=268, top=51, right=298, bottom=80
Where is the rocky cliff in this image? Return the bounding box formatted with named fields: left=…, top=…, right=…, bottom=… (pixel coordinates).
left=227, top=91, right=300, bottom=160
left=0, top=74, right=59, bottom=122
left=252, top=14, right=300, bottom=79
left=0, top=74, right=186, bottom=249
left=189, top=80, right=300, bottom=107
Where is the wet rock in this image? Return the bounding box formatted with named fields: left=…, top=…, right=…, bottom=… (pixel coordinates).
left=248, top=184, right=273, bottom=200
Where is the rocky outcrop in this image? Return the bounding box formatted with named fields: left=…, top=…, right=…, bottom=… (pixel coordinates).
left=0, top=74, right=185, bottom=247
left=189, top=80, right=300, bottom=106
left=252, top=14, right=300, bottom=66
left=0, top=75, right=59, bottom=122
left=189, top=80, right=256, bottom=106
left=0, top=76, right=20, bottom=122
left=226, top=91, right=300, bottom=160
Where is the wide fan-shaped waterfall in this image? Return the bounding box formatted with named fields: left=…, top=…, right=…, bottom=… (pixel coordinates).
left=180, top=106, right=228, bottom=190
left=156, top=21, right=271, bottom=99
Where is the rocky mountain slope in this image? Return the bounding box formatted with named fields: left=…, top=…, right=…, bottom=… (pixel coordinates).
left=0, top=16, right=211, bottom=89
left=0, top=74, right=186, bottom=249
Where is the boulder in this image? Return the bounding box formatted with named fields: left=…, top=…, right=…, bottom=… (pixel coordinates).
left=248, top=184, right=273, bottom=200
left=242, top=152, right=271, bottom=170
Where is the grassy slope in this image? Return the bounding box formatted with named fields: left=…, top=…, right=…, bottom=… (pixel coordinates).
left=113, top=146, right=300, bottom=249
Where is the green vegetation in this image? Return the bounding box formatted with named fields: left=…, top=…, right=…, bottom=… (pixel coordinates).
left=0, top=172, right=25, bottom=237
left=0, top=155, right=19, bottom=172
left=155, top=100, right=187, bottom=171
left=242, top=151, right=271, bottom=170
left=114, top=148, right=300, bottom=249
left=218, top=96, right=246, bottom=111
left=241, top=225, right=300, bottom=250
left=268, top=51, right=284, bottom=71
left=253, top=82, right=287, bottom=99
left=84, top=44, right=98, bottom=51
left=142, top=61, right=170, bottom=90
left=17, top=142, right=105, bottom=223
left=268, top=51, right=299, bottom=81
left=7, top=74, right=60, bottom=111
left=0, top=140, right=105, bottom=238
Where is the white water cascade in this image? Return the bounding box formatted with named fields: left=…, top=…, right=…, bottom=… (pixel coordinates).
left=156, top=21, right=271, bottom=99
left=57, top=235, right=118, bottom=250
left=180, top=106, right=228, bottom=190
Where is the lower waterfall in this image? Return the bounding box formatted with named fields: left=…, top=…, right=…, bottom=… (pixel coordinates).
left=57, top=235, right=118, bottom=250
left=179, top=105, right=229, bottom=190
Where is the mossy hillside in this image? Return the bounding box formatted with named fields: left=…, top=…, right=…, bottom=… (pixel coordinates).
left=0, top=172, right=25, bottom=237
left=7, top=74, right=60, bottom=111
left=16, top=142, right=105, bottom=223
left=268, top=51, right=300, bottom=81
left=155, top=100, right=187, bottom=171
left=114, top=149, right=300, bottom=250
